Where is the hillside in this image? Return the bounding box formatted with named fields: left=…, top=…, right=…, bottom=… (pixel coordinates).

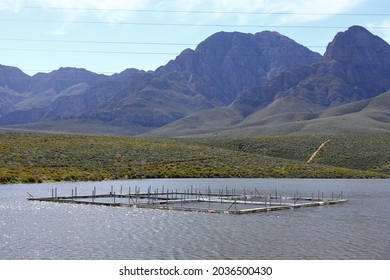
left=151, top=90, right=390, bottom=137
left=183, top=133, right=390, bottom=174
left=0, top=132, right=388, bottom=184
left=150, top=26, right=390, bottom=137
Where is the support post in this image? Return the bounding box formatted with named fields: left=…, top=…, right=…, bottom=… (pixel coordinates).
left=208, top=187, right=211, bottom=209
left=227, top=200, right=237, bottom=211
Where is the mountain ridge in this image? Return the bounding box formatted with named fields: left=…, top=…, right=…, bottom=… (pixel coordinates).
left=1, top=25, right=389, bottom=136
left=149, top=25, right=390, bottom=137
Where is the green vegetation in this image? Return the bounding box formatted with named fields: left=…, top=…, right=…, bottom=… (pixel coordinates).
left=183, top=134, right=390, bottom=173
left=0, top=132, right=388, bottom=184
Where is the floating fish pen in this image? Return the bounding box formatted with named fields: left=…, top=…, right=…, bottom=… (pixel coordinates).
left=27, top=185, right=348, bottom=215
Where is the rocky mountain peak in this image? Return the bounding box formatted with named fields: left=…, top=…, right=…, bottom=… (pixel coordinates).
left=0, top=64, right=30, bottom=92
left=324, top=25, right=390, bottom=97
left=158, top=30, right=321, bottom=104
left=28, top=67, right=110, bottom=94
left=1, top=26, right=389, bottom=136
left=325, top=25, right=390, bottom=63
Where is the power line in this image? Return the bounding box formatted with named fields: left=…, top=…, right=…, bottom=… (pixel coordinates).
left=1, top=5, right=390, bottom=16
left=0, top=47, right=323, bottom=59
left=0, top=38, right=197, bottom=47
left=0, top=38, right=326, bottom=49
left=0, top=48, right=178, bottom=55
left=0, top=18, right=389, bottom=29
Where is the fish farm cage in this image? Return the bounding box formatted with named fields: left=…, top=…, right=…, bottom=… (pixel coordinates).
left=27, top=185, right=348, bottom=215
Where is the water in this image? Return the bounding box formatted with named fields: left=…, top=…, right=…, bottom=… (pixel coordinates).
left=0, top=178, right=389, bottom=260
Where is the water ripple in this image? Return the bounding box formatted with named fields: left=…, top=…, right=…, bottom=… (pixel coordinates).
left=1, top=179, right=390, bottom=259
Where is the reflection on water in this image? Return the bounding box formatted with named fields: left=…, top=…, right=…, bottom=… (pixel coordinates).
left=1, top=178, right=389, bottom=260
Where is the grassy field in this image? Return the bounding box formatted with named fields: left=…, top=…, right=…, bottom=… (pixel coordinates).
left=0, top=132, right=388, bottom=184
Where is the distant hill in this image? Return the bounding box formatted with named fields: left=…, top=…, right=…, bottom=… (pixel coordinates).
left=1, top=25, right=389, bottom=136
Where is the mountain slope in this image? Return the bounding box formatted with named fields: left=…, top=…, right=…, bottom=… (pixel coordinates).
left=149, top=26, right=390, bottom=137
left=155, top=31, right=321, bottom=105
left=0, top=30, right=321, bottom=134
left=78, top=31, right=321, bottom=131
left=150, top=87, right=390, bottom=137
left=0, top=64, right=30, bottom=93
left=0, top=68, right=144, bottom=126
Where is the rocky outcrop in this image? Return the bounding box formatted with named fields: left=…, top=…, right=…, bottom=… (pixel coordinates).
left=324, top=25, right=390, bottom=98
left=84, top=30, right=321, bottom=128
left=152, top=26, right=390, bottom=137
left=157, top=31, right=321, bottom=105
left=234, top=26, right=390, bottom=113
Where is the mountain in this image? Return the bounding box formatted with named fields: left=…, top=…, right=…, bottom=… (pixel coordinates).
left=78, top=31, right=321, bottom=131
left=149, top=26, right=390, bottom=137
left=0, top=67, right=144, bottom=126
left=0, top=30, right=321, bottom=134
left=1, top=26, right=390, bottom=136
left=28, top=67, right=109, bottom=94
left=155, top=31, right=321, bottom=105
left=0, top=64, right=31, bottom=93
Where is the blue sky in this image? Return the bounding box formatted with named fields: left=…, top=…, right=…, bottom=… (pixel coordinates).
left=0, top=0, right=389, bottom=75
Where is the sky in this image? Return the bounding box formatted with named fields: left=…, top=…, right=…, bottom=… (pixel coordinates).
left=0, top=0, right=389, bottom=76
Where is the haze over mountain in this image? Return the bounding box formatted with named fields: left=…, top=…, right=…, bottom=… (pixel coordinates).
left=0, top=26, right=389, bottom=136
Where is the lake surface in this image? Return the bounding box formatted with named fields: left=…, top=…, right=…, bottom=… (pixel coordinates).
left=1, top=178, right=389, bottom=260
